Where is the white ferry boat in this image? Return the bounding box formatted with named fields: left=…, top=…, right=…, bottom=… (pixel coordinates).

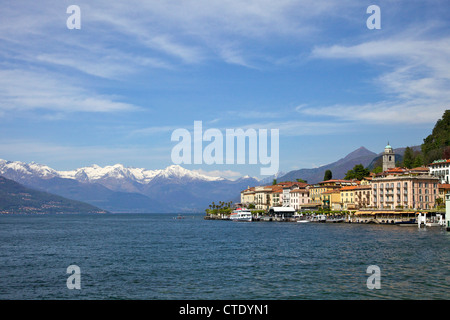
left=230, top=208, right=252, bottom=222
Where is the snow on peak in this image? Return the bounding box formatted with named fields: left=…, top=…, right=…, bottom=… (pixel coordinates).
left=0, top=159, right=58, bottom=178
left=0, top=159, right=227, bottom=184
left=155, top=165, right=223, bottom=181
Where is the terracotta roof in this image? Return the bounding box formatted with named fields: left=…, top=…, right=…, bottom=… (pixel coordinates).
left=438, top=184, right=450, bottom=189
left=354, top=185, right=371, bottom=190
left=340, top=186, right=358, bottom=191
left=290, top=188, right=308, bottom=193
left=410, top=167, right=429, bottom=171
left=319, top=179, right=355, bottom=184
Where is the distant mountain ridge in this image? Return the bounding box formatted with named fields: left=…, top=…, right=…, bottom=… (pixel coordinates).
left=0, top=160, right=258, bottom=213
left=277, top=146, right=377, bottom=184
left=0, top=145, right=418, bottom=213
left=0, top=176, right=106, bottom=214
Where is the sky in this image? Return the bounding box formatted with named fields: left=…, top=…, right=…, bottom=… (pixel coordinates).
left=0, top=0, right=449, bottom=180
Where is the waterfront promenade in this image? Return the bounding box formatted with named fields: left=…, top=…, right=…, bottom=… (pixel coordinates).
left=205, top=209, right=446, bottom=226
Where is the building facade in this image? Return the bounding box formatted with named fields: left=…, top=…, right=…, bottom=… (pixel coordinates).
left=289, top=188, right=310, bottom=210
left=371, top=168, right=439, bottom=210
left=240, top=187, right=255, bottom=207
left=309, top=179, right=358, bottom=208
left=429, top=159, right=450, bottom=184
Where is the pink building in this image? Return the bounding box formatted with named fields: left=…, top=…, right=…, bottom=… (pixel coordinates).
left=371, top=167, right=439, bottom=210
left=289, top=188, right=310, bottom=210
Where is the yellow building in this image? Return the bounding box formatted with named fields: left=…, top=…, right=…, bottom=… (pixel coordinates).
left=240, top=187, right=255, bottom=207
left=340, top=186, right=356, bottom=210
left=321, top=190, right=342, bottom=210
left=309, top=179, right=357, bottom=209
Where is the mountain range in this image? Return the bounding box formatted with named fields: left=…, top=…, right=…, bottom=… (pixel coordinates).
left=274, top=145, right=418, bottom=185
left=0, top=160, right=258, bottom=213
left=0, top=145, right=416, bottom=213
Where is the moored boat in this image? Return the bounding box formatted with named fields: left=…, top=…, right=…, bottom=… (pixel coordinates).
left=395, top=219, right=417, bottom=227
left=230, top=208, right=252, bottom=222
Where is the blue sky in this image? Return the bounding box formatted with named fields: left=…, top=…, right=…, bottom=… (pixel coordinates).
left=0, top=0, right=449, bottom=179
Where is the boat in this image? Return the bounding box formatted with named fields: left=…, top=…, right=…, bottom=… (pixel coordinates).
left=297, top=219, right=310, bottom=223
left=327, top=217, right=344, bottom=223
left=425, top=222, right=441, bottom=227
left=230, top=208, right=252, bottom=222
left=314, top=214, right=326, bottom=223
left=395, top=219, right=417, bottom=227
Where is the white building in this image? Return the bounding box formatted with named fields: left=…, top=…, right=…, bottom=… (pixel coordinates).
left=429, top=159, right=450, bottom=184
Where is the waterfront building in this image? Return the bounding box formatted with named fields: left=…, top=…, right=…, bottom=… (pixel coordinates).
left=254, top=186, right=272, bottom=210
left=253, top=185, right=288, bottom=210
left=382, top=143, right=396, bottom=172
left=240, top=187, right=255, bottom=207
left=371, top=167, right=439, bottom=210
left=281, top=182, right=307, bottom=207
left=289, top=187, right=310, bottom=210
left=437, top=184, right=450, bottom=204
left=271, top=187, right=283, bottom=207
left=309, top=179, right=358, bottom=209
left=340, top=186, right=356, bottom=210
left=340, top=184, right=372, bottom=210
left=428, top=159, right=450, bottom=184
left=353, top=185, right=372, bottom=209
left=321, top=189, right=342, bottom=210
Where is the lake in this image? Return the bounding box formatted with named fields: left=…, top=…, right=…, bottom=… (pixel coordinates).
left=0, top=213, right=449, bottom=300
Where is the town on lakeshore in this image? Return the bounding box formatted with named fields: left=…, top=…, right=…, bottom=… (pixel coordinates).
left=205, top=143, right=450, bottom=229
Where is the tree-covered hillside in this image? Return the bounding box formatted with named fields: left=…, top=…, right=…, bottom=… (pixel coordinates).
left=0, top=176, right=108, bottom=214
left=422, top=110, right=450, bottom=164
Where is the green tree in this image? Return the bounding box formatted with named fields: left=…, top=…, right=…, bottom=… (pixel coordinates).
left=296, top=178, right=307, bottom=183
left=422, top=110, right=450, bottom=163
left=402, top=146, right=414, bottom=168
left=323, top=170, right=332, bottom=181
left=272, top=179, right=277, bottom=185
left=413, top=153, right=424, bottom=167
left=344, top=164, right=370, bottom=180
left=372, top=166, right=383, bottom=174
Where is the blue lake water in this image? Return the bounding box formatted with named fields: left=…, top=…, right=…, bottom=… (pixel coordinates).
left=0, top=213, right=449, bottom=300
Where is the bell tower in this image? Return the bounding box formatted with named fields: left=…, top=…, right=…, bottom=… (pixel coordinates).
left=382, top=142, right=395, bottom=172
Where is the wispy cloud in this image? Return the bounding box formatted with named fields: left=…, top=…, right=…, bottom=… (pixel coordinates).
left=0, top=69, right=141, bottom=116
left=305, top=36, right=450, bottom=124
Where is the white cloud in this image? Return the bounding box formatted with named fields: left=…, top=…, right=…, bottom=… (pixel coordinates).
left=305, top=36, right=450, bottom=124
left=0, top=69, right=140, bottom=115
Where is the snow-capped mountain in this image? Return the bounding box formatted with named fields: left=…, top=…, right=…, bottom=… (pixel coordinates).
left=0, top=159, right=257, bottom=213
left=0, top=159, right=59, bottom=182
left=0, top=160, right=223, bottom=184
